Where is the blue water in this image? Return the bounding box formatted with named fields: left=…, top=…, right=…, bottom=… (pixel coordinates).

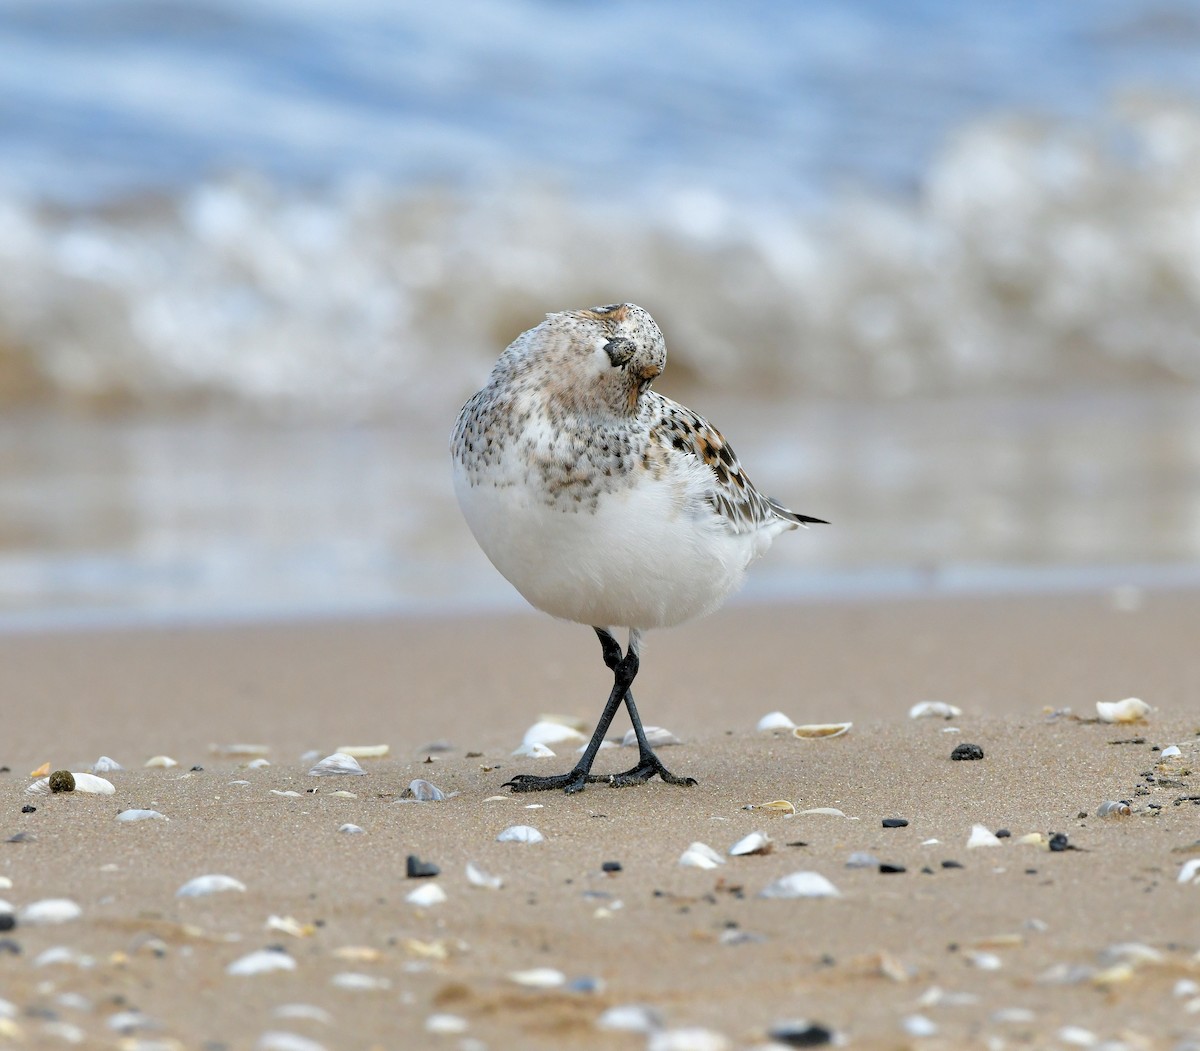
left=4, top=0, right=1200, bottom=205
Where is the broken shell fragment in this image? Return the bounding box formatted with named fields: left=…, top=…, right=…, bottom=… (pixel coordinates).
left=622, top=726, right=681, bottom=747
left=226, top=949, right=296, bottom=976
left=909, top=701, right=962, bottom=720
left=1096, top=800, right=1131, bottom=818
left=334, top=744, right=389, bottom=759
left=425, top=1014, right=468, bottom=1035
left=91, top=756, right=123, bottom=773
left=791, top=722, right=852, bottom=740
left=308, top=753, right=365, bottom=776
left=1178, top=858, right=1200, bottom=885
left=331, top=973, right=390, bottom=991
left=967, top=825, right=1002, bottom=849
left=678, top=842, right=725, bottom=869
left=648, top=1028, right=731, bottom=1051
left=210, top=743, right=270, bottom=758
left=1096, top=697, right=1151, bottom=723
left=1160, top=745, right=1182, bottom=759
left=597, top=1004, right=663, bottom=1033
left=759, top=871, right=840, bottom=899
left=144, top=755, right=178, bottom=768
left=496, top=825, right=544, bottom=844
left=400, top=779, right=446, bottom=801
left=522, top=720, right=587, bottom=748
left=176, top=874, right=247, bottom=898
left=116, top=809, right=168, bottom=822
left=728, top=832, right=773, bottom=857
left=511, top=742, right=556, bottom=758
left=18, top=899, right=83, bottom=925
left=466, top=862, right=504, bottom=889
left=798, top=807, right=852, bottom=818
left=756, top=711, right=796, bottom=732
left=744, top=800, right=796, bottom=815
left=406, top=884, right=447, bottom=907
left=509, top=967, right=565, bottom=988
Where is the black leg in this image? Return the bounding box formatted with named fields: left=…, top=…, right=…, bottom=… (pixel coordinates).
left=505, top=628, right=696, bottom=794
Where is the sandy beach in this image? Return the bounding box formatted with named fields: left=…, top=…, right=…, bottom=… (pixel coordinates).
left=3, top=589, right=1199, bottom=1050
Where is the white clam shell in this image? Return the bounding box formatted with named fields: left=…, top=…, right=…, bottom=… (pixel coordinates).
left=648, top=1027, right=731, bottom=1051
left=425, top=1014, right=469, bottom=1034
left=621, top=726, right=680, bottom=747
left=334, top=744, right=389, bottom=759
left=597, top=1004, right=663, bottom=1033
left=330, top=972, right=390, bottom=991
left=257, top=1032, right=328, bottom=1051
left=509, top=967, right=565, bottom=988
left=406, top=883, right=447, bottom=907
left=758, top=871, right=840, bottom=899
left=226, top=949, right=296, bottom=976
left=465, top=862, right=504, bottom=889
left=338, top=824, right=365, bottom=834
left=967, top=824, right=1003, bottom=849
left=678, top=842, right=725, bottom=869
left=176, top=874, right=247, bottom=898
left=144, top=755, right=178, bottom=768
left=308, top=752, right=365, bottom=776
left=908, top=701, right=962, bottom=719
left=18, top=898, right=83, bottom=925
left=511, top=742, right=556, bottom=758
left=798, top=807, right=852, bottom=818
left=1178, top=858, right=1200, bottom=885
left=1095, top=697, right=1151, bottom=723
left=91, top=756, right=123, bottom=773
left=496, top=825, right=544, bottom=844
left=116, top=809, right=168, bottom=822
left=756, top=711, right=796, bottom=731
left=522, top=720, right=587, bottom=748
left=400, top=778, right=446, bottom=801
left=25, top=773, right=115, bottom=796
left=272, top=1005, right=333, bottom=1024
left=791, top=722, right=852, bottom=740
left=1160, top=745, right=1182, bottom=759
left=728, top=831, right=773, bottom=857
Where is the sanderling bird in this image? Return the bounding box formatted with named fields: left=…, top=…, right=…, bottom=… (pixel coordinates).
left=451, top=303, right=826, bottom=793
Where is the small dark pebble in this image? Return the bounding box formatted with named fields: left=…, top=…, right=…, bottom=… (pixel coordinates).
left=601, top=860, right=622, bottom=873
left=566, top=975, right=604, bottom=994
left=950, top=743, right=984, bottom=761
left=785, top=840, right=809, bottom=848
left=1076, top=811, right=1088, bottom=820
left=190, top=765, right=204, bottom=772
left=21, top=805, right=35, bottom=814
left=48, top=770, right=75, bottom=793
left=941, top=860, right=964, bottom=869
left=767, top=1021, right=835, bottom=1047
left=1025, top=868, right=1038, bottom=875
left=0, top=766, right=9, bottom=773
left=1048, top=832, right=1070, bottom=852
left=881, top=817, right=908, bottom=828
left=920, top=866, right=934, bottom=875
left=0, top=913, right=14, bottom=932
left=6, top=832, right=34, bottom=843
left=878, top=863, right=906, bottom=874
left=405, top=855, right=440, bottom=879
left=995, top=829, right=1011, bottom=838
left=0, top=937, right=19, bottom=953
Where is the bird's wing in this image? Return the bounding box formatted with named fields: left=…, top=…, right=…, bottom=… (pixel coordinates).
left=645, top=393, right=827, bottom=535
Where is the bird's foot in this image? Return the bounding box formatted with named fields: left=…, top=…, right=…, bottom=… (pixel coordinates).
left=503, top=768, right=608, bottom=795
left=606, top=752, right=697, bottom=788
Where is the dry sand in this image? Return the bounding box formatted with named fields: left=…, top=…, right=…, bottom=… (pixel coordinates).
left=2, top=589, right=1199, bottom=1050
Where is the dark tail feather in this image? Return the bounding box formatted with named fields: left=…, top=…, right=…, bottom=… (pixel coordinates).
left=769, top=498, right=829, bottom=527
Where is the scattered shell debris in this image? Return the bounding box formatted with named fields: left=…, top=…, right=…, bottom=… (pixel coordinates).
left=266, top=916, right=314, bottom=938
left=909, top=701, right=962, bottom=719
left=227, top=949, right=296, bottom=976
left=26, top=772, right=114, bottom=796
left=496, top=825, right=544, bottom=844
left=307, top=752, right=365, bottom=776
left=799, top=807, right=855, bottom=818
left=756, top=711, right=796, bottom=731
left=144, top=755, right=179, bottom=768
left=333, top=744, right=389, bottom=759
left=791, top=722, right=852, bottom=740
left=728, top=831, right=773, bottom=856
left=116, top=809, right=168, bottom=822
left=678, top=842, right=725, bottom=869
left=759, top=871, right=840, bottom=899
left=1095, top=697, right=1151, bottom=723
left=176, top=874, right=247, bottom=898
left=622, top=726, right=681, bottom=747
left=270, top=790, right=302, bottom=798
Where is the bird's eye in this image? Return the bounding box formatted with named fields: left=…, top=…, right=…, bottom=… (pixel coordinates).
left=603, top=337, right=636, bottom=367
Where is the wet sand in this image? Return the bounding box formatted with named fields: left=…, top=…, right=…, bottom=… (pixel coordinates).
left=2, top=590, right=1199, bottom=1049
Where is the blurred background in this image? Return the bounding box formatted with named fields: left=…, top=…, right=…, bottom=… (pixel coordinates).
left=3, top=0, right=1200, bottom=628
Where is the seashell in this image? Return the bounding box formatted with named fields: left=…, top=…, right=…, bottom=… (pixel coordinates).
left=116, top=809, right=167, bottom=822
left=1178, top=858, right=1200, bottom=885
left=176, top=874, right=247, bottom=898
left=400, top=778, right=445, bottom=801
left=425, top=1014, right=468, bottom=1034
left=908, top=701, right=962, bottom=720
left=496, top=825, right=544, bottom=844
left=758, top=871, right=840, bottom=899
left=338, top=824, right=365, bottom=835
left=966, top=951, right=1003, bottom=971
left=678, top=842, right=725, bottom=869
left=273, top=1004, right=333, bottom=1023
left=728, top=831, right=773, bottom=857
left=34, top=946, right=91, bottom=967
left=0, top=877, right=11, bottom=890
left=307, top=752, right=365, bottom=776
left=270, top=790, right=302, bottom=798
left=511, top=742, right=556, bottom=758
left=647, top=1026, right=731, bottom=1051
left=990, top=1007, right=1036, bottom=1024
left=107, top=1009, right=158, bottom=1033
left=509, top=967, right=565, bottom=988
left=466, top=862, right=504, bottom=889
left=247, top=758, right=271, bottom=769
left=902, top=1015, right=938, bottom=1037
left=266, top=916, right=314, bottom=938
left=1057, top=1025, right=1098, bottom=1047
left=1095, top=697, right=1151, bottom=723
left=1160, top=744, right=1182, bottom=759
left=144, top=755, right=178, bottom=768
left=406, top=883, right=447, bottom=907
left=330, top=972, right=390, bottom=991
left=1175, top=978, right=1200, bottom=998
left=91, top=756, right=123, bottom=773
left=798, top=807, right=852, bottom=818
left=791, top=722, right=852, bottom=740
left=1096, top=800, right=1131, bottom=818
left=330, top=790, right=357, bottom=799
left=967, top=824, right=1002, bottom=849
left=29, top=761, right=50, bottom=777
left=522, top=720, right=587, bottom=748
left=18, top=898, right=82, bottom=925
left=333, top=744, right=389, bottom=759
left=332, top=945, right=382, bottom=963
left=845, top=851, right=879, bottom=869
left=596, top=1004, right=663, bottom=1033
left=257, top=1032, right=328, bottom=1051
left=756, top=711, right=796, bottom=731
left=226, top=949, right=296, bottom=976
left=744, top=799, right=796, bottom=815
left=621, top=726, right=681, bottom=748
left=403, top=938, right=449, bottom=960
left=26, top=772, right=115, bottom=796
left=210, top=743, right=269, bottom=757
